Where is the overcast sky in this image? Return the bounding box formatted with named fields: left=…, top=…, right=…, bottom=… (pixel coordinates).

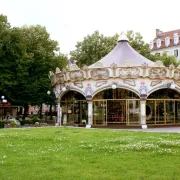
left=0, top=0, right=180, bottom=54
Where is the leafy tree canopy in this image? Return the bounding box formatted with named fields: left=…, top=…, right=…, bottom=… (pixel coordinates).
left=0, top=15, right=68, bottom=108
left=70, top=30, right=180, bottom=67
left=70, top=31, right=118, bottom=67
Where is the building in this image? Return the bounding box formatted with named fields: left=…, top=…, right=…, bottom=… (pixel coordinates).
left=0, top=92, right=23, bottom=120
left=50, top=33, right=180, bottom=128
left=150, top=29, right=180, bottom=60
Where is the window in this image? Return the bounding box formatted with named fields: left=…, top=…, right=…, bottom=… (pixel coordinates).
left=156, top=39, right=161, bottom=48
left=174, top=49, right=178, bottom=57
left=149, top=41, right=154, bottom=49
left=165, top=51, right=169, bottom=55
left=165, top=37, right=170, bottom=46
left=174, top=33, right=179, bottom=44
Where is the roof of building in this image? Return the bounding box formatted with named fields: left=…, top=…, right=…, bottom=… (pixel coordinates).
left=151, top=29, right=180, bottom=51
left=88, top=33, right=154, bottom=68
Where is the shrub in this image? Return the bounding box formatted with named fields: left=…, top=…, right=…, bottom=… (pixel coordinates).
left=34, top=122, right=40, bottom=127
left=20, top=120, right=31, bottom=125
left=32, top=117, right=40, bottom=124
left=10, top=121, right=17, bottom=128
left=0, top=120, right=5, bottom=128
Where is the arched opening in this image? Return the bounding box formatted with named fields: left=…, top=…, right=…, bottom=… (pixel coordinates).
left=60, top=91, right=87, bottom=125
left=93, top=88, right=140, bottom=126
left=147, top=88, right=180, bottom=125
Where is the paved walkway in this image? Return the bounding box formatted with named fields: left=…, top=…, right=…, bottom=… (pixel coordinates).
left=129, top=127, right=180, bottom=133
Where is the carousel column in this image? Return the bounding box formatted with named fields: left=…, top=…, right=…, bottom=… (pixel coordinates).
left=56, top=100, right=62, bottom=126
left=87, top=101, right=93, bottom=127
left=140, top=100, right=147, bottom=129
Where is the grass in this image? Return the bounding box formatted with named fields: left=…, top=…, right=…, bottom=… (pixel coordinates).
left=0, top=127, right=180, bottom=180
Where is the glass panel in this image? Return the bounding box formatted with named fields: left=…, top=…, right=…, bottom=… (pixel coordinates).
left=73, top=101, right=80, bottom=123
left=166, top=100, right=175, bottom=124
left=93, top=101, right=106, bottom=125
left=146, top=100, right=156, bottom=124
left=148, top=89, right=180, bottom=99
left=93, top=88, right=139, bottom=99
left=80, top=101, right=88, bottom=124
left=175, top=101, right=180, bottom=123
left=156, top=100, right=165, bottom=124
left=107, top=100, right=126, bottom=124
left=61, top=102, right=67, bottom=125
left=67, top=101, right=74, bottom=123
left=128, top=100, right=140, bottom=125
left=61, top=91, right=86, bottom=101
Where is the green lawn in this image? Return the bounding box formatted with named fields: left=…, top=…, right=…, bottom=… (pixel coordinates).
left=0, top=127, right=180, bottom=180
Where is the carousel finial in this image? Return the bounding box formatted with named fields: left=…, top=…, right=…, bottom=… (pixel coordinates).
left=118, top=32, right=128, bottom=42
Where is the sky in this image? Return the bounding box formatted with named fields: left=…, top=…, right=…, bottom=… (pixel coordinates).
left=0, top=0, right=180, bottom=54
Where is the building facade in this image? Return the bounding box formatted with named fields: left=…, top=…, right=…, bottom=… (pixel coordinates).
left=50, top=33, right=180, bottom=128
left=150, top=29, right=180, bottom=60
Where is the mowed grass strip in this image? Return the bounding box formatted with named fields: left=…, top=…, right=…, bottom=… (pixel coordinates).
left=0, top=127, right=180, bottom=180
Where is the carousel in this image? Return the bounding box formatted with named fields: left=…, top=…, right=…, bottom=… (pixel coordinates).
left=49, top=33, right=180, bottom=128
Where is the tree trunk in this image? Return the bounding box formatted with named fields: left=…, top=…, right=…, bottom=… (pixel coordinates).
left=23, top=104, right=29, bottom=119
left=39, top=103, right=42, bottom=119
left=50, top=104, right=52, bottom=120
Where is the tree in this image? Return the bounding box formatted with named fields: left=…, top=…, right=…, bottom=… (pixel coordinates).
left=70, top=31, right=118, bottom=67
left=126, top=30, right=152, bottom=60
left=157, top=52, right=180, bottom=67
left=70, top=30, right=153, bottom=66
left=0, top=20, right=68, bottom=117
left=70, top=30, right=179, bottom=67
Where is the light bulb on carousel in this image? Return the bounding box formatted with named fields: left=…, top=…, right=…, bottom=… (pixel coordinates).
left=112, top=83, right=117, bottom=89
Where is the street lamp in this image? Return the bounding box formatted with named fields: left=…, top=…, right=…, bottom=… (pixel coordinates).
left=47, top=91, right=51, bottom=95
left=47, top=90, right=61, bottom=127
left=1, top=96, right=7, bottom=103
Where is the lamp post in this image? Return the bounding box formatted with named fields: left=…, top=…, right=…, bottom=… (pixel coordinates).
left=0, top=96, right=8, bottom=120
left=1, top=96, right=7, bottom=103
left=47, top=90, right=62, bottom=127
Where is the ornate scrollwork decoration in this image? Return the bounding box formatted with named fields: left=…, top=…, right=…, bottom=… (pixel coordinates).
left=123, top=60, right=134, bottom=67
left=69, top=71, right=84, bottom=81
left=74, top=82, right=83, bottom=88
left=96, top=81, right=107, bottom=87
left=82, top=65, right=88, bottom=71
left=150, top=80, right=162, bottom=87
left=50, top=74, right=56, bottom=86
left=56, top=72, right=65, bottom=84
left=93, top=62, right=103, bottom=68
left=174, top=69, right=180, bottom=80
left=169, top=64, right=175, bottom=70
left=55, top=67, right=61, bottom=74
left=111, top=63, right=117, bottom=77
left=69, top=64, right=80, bottom=71
left=153, top=60, right=165, bottom=67
left=90, top=68, right=110, bottom=80
left=119, top=67, right=140, bottom=79
left=123, top=80, right=136, bottom=86
left=148, top=68, right=167, bottom=79
left=141, top=63, right=148, bottom=69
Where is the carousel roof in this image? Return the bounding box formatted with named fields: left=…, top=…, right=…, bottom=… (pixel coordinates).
left=89, top=32, right=154, bottom=68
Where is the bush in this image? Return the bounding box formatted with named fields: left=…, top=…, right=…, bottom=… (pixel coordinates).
left=34, top=122, right=40, bottom=127
left=0, top=120, right=5, bottom=128
left=32, top=117, right=40, bottom=124
left=10, top=121, right=16, bottom=128
left=20, top=120, right=31, bottom=125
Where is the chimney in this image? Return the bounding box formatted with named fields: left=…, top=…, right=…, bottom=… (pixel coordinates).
left=156, top=29, right=162, bottom=37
